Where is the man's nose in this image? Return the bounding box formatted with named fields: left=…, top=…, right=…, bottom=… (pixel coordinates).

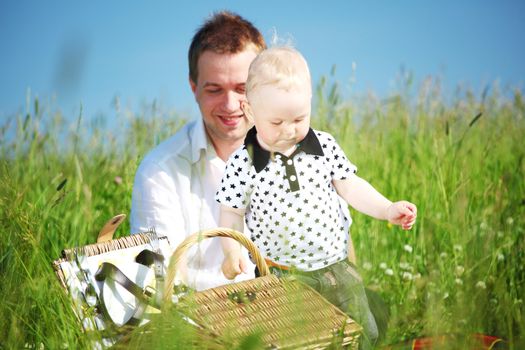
left=222, top=91, right=241, bottom=113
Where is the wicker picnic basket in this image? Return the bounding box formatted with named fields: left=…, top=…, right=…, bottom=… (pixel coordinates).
left=53, top=215, right=362, bottom=349
left=52, top=214, right=172, bottom=347
left=162, top=228, right=363, bottom=349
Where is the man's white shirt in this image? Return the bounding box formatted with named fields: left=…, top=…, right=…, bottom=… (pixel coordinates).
left=130, top=118, right=255, bottom=290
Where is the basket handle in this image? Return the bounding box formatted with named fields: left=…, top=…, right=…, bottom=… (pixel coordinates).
left=97, top=214, right=126, bottom=243
left=163, top=228, right=269, bottom=305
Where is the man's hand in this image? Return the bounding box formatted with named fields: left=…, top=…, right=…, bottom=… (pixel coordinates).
left=386, top=201, right=417, bottom=230
left=222, top=251, right=249, bottom=280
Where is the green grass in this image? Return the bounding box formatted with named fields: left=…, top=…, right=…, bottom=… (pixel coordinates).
left=1, top=80, right=524, bottom=349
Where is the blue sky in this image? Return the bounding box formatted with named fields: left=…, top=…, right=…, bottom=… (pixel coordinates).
left=1, top=1, right=524, bottom=122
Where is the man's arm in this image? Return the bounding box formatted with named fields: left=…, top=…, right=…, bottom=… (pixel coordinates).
left=130, top=162, right=186, bottom=242
left=333, top=175, right=417, bottom=230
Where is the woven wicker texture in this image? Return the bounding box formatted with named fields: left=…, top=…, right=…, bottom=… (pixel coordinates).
left=163, top=228, right=362, bottom=349
left=62, top=231, right=157, bottom=260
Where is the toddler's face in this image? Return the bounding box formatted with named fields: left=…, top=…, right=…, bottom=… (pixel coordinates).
left=246, top=84, right=311, bottom=154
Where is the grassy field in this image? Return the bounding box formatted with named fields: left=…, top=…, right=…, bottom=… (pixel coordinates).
left=1, top=79, right=524, bottom=349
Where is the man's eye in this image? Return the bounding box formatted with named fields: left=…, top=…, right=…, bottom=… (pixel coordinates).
left=206, top=89, right=221, bottom=94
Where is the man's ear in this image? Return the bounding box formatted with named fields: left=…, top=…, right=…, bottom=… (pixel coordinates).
left=241, top=101, right=255, bottom=123
left=189, top=76, right=197, bottom=95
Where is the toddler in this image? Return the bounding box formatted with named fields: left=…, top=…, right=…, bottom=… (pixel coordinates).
left=215, top=46, right=417, bottom=349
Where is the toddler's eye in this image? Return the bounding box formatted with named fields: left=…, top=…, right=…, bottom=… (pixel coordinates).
left=271, top=121, right=283, bottom=126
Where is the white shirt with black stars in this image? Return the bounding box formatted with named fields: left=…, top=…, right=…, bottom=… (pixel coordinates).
left=215, top=127, right=357, bottom=272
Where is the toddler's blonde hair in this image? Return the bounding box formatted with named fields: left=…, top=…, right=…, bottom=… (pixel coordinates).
left=246, top=46, right=311, bottom=100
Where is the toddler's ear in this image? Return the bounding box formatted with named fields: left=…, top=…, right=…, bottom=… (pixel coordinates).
left=241, top=101, right=255, bottom=123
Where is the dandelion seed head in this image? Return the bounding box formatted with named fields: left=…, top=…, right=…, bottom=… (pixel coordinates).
left=403, top=244, right=413, bottom=253
left=379, top=262, right=388, bottom=270
left=455, top=265, right=465, bottom=276
left=385, top=268, right=394, bottom=276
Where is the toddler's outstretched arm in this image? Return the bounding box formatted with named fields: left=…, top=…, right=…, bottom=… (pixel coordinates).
left=219, top=205, right=249, bottom=279
left=333, top=175, right=417, bottom=230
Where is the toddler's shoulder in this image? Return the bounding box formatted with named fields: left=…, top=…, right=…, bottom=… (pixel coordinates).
left=227, top=144, right=251, bottom=163
left=311, top=129, right=340, bottom=146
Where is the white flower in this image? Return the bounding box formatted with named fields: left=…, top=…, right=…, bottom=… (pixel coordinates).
left=497, top=253, right=504, bottom=262
left=379, top=262, right=388, bottom=270
left=443, top=292, right=449, bottom=300
left=480, top=222, right=488, bottom=230
left=402, top=272, right=413, bottom=280
left=362, top=262, right=372, bottom=271
left=455, top=278, right=463, bottom=285
left=403, top=244, right=413, bottom=253
left=453, top=244, right=463, bottom=252
left=506, top=217, right=514, bottom=225
left=385, top=268, right=394, bottom=276
left=414, top=273, right=421, bottom=280
left=455, top=265, right=465, bottom=276
left=476, top=281, right=486, bottom=289
left=440, top=252, right=448, bottom=259
left=399, top=262, right=410, bottom=270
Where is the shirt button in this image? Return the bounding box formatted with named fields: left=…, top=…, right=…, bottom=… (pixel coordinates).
left=290, top=175, right=297, bottom=181
left=287, top=159, right=293, bottom=165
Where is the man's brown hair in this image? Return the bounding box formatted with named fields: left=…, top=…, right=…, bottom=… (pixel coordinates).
left=189, top=11, right=266, bottom=84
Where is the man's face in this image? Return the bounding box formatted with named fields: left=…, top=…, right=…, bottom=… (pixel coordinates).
left=246, top=83, right=311, bottom=154
left=190, top=49, right=258, bottom=149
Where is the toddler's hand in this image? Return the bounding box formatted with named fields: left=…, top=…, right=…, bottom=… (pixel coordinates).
left=387, top=201, right=417, bottom=230
left=222, top=252, right=249, bottom=280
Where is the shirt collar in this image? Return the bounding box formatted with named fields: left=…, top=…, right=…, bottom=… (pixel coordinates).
left=190, top=118, right=210, bottom=164
left=244, top=127, right=324, bottom=172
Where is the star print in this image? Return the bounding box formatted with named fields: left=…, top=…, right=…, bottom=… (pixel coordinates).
left=215, top=129, right=357, bottom=271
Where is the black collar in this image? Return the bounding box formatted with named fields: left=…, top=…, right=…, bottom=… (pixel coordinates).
left=244, top=127, right=324, bottom=172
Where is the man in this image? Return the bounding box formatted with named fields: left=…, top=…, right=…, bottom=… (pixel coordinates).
left=130, top=11, right=266, bottom=290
